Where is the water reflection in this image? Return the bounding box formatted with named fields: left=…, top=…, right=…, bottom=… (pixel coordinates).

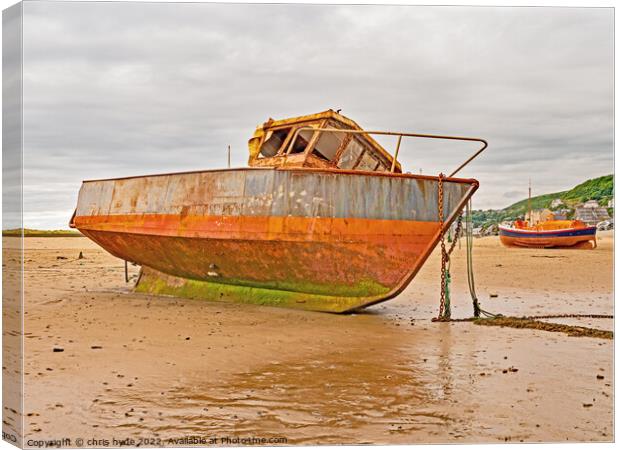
left=92, top=319, right=465, bottom=445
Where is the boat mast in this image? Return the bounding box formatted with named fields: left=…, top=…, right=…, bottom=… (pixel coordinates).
left=528, top=178, right=532, bottom=225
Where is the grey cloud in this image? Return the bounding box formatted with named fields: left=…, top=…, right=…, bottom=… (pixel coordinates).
left=10, top=2, right=613, bottom=229
left=3, top=2, right=23, bottom=230
left=503, top=190, right=524, bottom=199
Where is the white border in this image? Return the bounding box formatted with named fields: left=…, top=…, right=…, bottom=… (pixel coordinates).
left=0, top=2, right=615, bottom=450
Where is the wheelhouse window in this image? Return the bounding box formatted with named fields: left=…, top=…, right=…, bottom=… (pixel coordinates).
left=259, top=128, right=289, bottom=158
left=355, top=151, right=380, bottom=171
left=312, top=131, right=345, bottom=162
left=337, top=138, right=364, bottom=169
left=288, top=129, right=313, bottom=154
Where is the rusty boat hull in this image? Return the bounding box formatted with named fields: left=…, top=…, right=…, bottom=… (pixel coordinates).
left=72, top=167, right=478, bottom=312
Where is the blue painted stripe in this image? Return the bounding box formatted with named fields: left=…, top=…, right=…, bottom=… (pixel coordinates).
left=499, top=227, right=596, bottom=238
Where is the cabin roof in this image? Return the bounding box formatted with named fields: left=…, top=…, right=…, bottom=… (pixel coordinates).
left=261, top=109, right=363, bottom=129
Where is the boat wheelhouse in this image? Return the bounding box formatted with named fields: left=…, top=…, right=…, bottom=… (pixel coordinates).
left=247, top=110, right=401, bottom=172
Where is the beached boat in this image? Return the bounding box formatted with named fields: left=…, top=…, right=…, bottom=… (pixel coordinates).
left=498, top=181, right=597, bottom=249
left=499, top=220, right=597, bottom=249
left=70, top=110, right=486, bottom=312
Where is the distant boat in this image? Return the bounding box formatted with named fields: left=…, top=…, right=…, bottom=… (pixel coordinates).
left=499, top=180, right=597, bottom=249
left=499, top=220, right=597, bottom=249
left=70, top=110, right=487, bottom=312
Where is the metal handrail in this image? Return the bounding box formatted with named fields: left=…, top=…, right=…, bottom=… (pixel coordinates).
left=284, top=127, right=488, bottom=177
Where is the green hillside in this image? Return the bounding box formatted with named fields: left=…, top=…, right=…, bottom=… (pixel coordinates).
left=472, top=174, right=613, bottom=227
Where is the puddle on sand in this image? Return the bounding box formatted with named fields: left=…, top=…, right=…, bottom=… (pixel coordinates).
left=90, top=344, right=465, bottom=445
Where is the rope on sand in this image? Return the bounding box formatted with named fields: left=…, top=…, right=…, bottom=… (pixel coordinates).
left=434, top=315, right=612, bottom=339
left=472, top=316, right=613, bottom=340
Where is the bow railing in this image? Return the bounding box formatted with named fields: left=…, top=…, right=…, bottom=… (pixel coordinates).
left=285, top=127, right=487, bottom=177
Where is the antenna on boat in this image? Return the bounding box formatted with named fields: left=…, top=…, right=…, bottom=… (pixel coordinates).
left=227, top=145, right=231, bottom=168
left=528, top=178, right=532, bottom=225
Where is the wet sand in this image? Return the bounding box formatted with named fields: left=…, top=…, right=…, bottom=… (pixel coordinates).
left=8, top=232, right=614, bottom=445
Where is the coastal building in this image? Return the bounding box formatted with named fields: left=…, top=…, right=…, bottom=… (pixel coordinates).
left=550, top=198, right=563, bottom=208
left=552, top=208, right=571, bottom=220
left=575, top=203, right=610, bottom=226
left=552, top=211, right=568, bottom=220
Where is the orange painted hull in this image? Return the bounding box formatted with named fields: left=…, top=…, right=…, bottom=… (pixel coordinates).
left=77, top=214, right=441, bottom=294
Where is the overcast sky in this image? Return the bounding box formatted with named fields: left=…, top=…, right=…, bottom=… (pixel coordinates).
left=15, top=2, right=614, bottom=229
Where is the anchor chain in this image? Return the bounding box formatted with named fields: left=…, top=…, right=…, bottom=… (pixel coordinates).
left=436, top=174, right=447, bottom=320
left=435, top=174, right=463, bottom=321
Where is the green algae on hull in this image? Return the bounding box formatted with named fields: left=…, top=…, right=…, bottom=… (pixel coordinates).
left=135, top=267, right=391, bottom=313
left=221, top=276, right=390, bottom=298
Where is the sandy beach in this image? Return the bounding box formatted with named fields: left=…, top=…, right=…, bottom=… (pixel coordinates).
left=7, top=232, right=613, bottom=445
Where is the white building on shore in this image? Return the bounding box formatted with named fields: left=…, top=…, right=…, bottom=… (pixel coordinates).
left=575, top=201, right=610, bottom=226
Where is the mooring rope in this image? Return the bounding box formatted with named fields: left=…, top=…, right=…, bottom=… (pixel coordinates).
left=465, top=199, right=498, bottom=319
left=522, top=313, right=613, bottom=320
